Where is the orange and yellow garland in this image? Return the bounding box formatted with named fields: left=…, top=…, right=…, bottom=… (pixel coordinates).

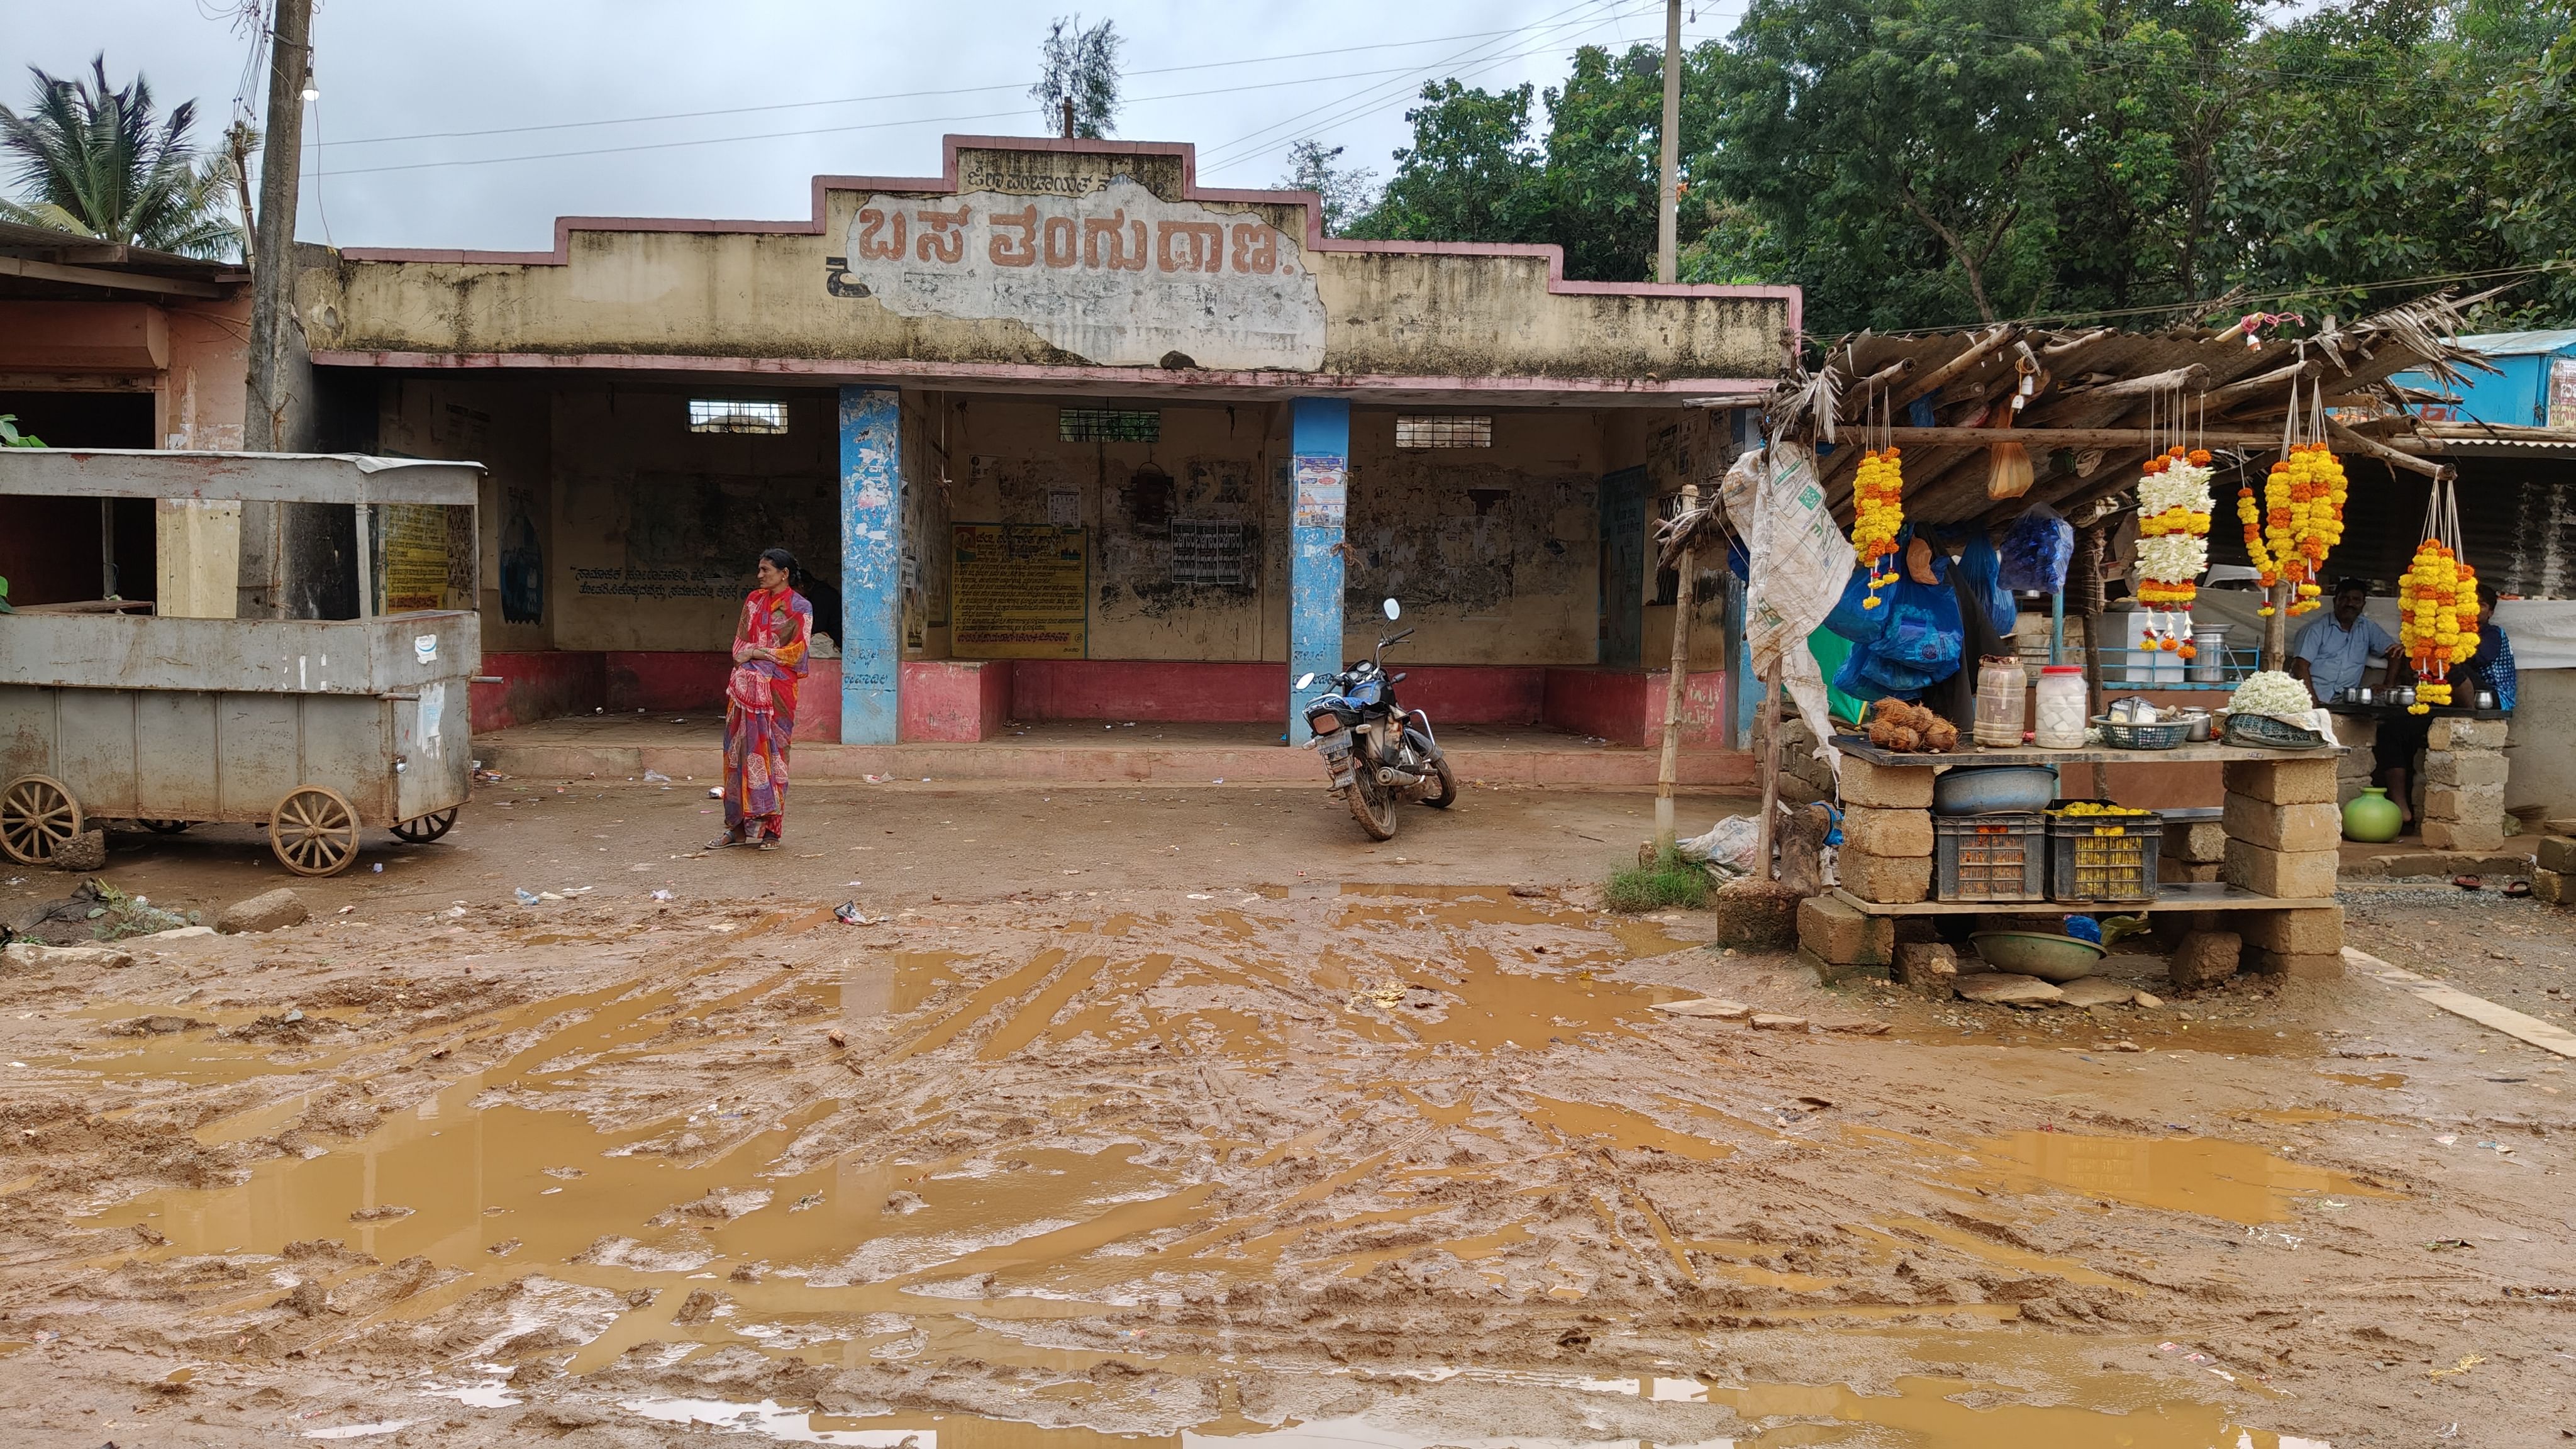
left=2397, top=540, right=2479, bottom=714
left=1852, top=446, right=1904, bottom=609
left=2237, top=441, right=2348, bottom=617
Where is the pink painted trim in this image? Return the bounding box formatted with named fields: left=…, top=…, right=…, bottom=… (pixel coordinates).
left=308, top=348, right=1773, bottom=401
left=336, top=133, right=1801, bottom=340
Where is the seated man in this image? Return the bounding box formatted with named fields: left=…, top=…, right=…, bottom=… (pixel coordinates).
left=2289, top=577, right=2399, bottom=705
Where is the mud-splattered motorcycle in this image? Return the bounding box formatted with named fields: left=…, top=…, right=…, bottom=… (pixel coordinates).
left=1296, top=599, right=1458, bottom=841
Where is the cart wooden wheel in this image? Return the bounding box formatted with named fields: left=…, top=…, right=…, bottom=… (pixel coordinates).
left=270, top=785, right=359, bottom=877
left=1, top=775, right=82, bottom=867
left=140, top=819, right=190, bottom=834
left=390, top=806, right=457, bottom=843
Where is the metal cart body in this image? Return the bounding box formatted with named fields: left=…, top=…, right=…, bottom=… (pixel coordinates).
left=0, top=449, right=483, bottom=875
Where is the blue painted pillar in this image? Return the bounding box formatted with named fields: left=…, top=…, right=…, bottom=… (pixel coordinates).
left=1287, top=397, right=1350, bottom=745
left=838, top=386, right=902, bottom=745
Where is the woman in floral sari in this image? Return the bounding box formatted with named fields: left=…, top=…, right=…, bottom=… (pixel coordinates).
left=710, top=548, right=813, bottom=850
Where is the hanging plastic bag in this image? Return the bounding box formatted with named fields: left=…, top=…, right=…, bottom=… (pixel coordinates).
left=2000, top=503, right=2075, bottom=594
left=1951, top=530, right=2019, bottom=639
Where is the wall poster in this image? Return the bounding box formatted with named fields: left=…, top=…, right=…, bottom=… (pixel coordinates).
left=375, top=503, right=455, bottom=613
left=1292, top=454, right=1346, bottom=529
left=952, top=523, right=1087, bottom=658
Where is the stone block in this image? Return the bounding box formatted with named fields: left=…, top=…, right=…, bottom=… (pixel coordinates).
left=2166, top=930, right=2241, bottom=989
left=1706, top=879, right=1799, bottom=950
left=2236, top=906, right=2343, bottom=956
left=2538, top=837, right=2576, bottom=875
left=2419, top=750, right=2507, bottom=789
left=2222, top=838, right=2341, bottom=901
left=1894, top=941, right=1958, bottom=996
left=2245, top=945, right=2345, bottom=979
left=52, top=829, right=106, bottom=873
left=2428, top=716, right=2506, bottom=750
left=2221, top=792, right=2342, bottom=854
left=2421, top=784, right=2504, bottom=824
left=1840, top=756, right=1935, bottom=809
left=1796, top=945, right=1887, bottom=985
left=1840, top=847, right=1931, bottom=905
left=2221, top=757, right=2338, bottom=805
left=1797, top=893, right=1894, bottom=967
left=2418, top=819, right=2506, bottom=853
left=2338, top=713, right=2379, bottom=752
left=218, top=888, right=309, bottom=935
left=2170, top=819, right=2229, bottom=864
left=2535, top=868, right=2575, bottom=906
left=1840, top=806, right=1933, bottom=859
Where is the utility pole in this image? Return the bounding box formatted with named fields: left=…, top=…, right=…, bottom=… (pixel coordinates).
left=1062, top=97, right=1075, bottom=140
left=245, top=0, right=314, bottom=452
left=1656, top=0, right=1681, bottom=284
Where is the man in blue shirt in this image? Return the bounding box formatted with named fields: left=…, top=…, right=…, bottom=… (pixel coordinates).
left=2290, top=578, right=2401, bottom=704
left=2465, top=582, right=2517, bottom=713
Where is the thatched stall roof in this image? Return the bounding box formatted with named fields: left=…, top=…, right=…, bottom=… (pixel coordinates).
left=1767, top=291, right=2503, bottom=531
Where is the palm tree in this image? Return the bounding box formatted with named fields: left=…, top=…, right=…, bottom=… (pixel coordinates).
left=0, top=55, right=240, bottom=260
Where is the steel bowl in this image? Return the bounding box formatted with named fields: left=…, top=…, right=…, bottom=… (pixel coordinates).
left=1932, top=764, right=2060, bottom=816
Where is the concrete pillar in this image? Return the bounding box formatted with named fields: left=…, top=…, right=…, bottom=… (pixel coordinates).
left=155, top=499, right=242, bottom=618
left=838, top=386, right=902, bottom=744
left=1287, top=397, right=1348, bottom=745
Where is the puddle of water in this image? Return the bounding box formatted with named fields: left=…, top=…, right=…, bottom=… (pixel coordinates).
left=2322, top=1072, right=2405, bottom=1089
left=1953, top=1130, right=2387, bottom=1224
left=1519, top=1097, right=1733, bottom=1162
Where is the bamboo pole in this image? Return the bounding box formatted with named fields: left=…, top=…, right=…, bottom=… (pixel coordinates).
left=1653, top=483, right=1699, bottom=854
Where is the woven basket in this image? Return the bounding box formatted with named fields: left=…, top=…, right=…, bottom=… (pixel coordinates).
left=2090, top=714, right=2192, bottom=750
left=2223, top=711, right=2326, bottom=750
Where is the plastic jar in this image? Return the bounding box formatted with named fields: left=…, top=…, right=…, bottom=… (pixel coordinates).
left=2033, top=665, right=2089, bottom=749
left=1974, top=655, right=2028, bottom=747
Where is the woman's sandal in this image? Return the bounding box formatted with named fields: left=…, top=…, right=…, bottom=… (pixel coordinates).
left=707, top=831, right=743, bottom=849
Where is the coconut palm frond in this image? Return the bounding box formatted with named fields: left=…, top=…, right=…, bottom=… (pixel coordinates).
left=0, top=54, right=236, bottom=259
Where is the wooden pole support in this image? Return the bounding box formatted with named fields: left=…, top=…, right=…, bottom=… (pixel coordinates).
left=1753, top=662, right=1782, bottom=882
left=1654, top=484, right=1698, bottom=853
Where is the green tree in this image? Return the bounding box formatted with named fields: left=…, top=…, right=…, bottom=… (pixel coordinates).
left=2480, top=1, right=2576, bottom=314
left=0, top=55, right=238, bottom=258
left=1031, top=15, right=1122, bottom=139
left=1346, top=80, right=1546, bottom=244
left=1278, top=140, right=1379, bottom=235
left=1530, top=43, right=1666, bottom=283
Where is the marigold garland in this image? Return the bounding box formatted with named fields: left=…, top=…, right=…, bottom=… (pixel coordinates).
left=1851, top=446, right=1904, bottom=609
left=2135, top=446, right=2214, bottom=658
left=2238, top=441, right=2348, bottom=617
left=2397, top=540, right=2480, bottom=714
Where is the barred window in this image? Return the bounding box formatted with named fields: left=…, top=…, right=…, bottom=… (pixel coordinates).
left=1397, top=414, right=1493, bottom=448
left=687, top=399, right=789, bottom=435
left=1060, top=407, right=1160, bottom=442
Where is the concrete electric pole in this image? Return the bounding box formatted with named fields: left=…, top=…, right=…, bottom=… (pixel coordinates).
left=245, top=0, right=314, bottom=452
left=1656, top=0, right=1681, bottom=284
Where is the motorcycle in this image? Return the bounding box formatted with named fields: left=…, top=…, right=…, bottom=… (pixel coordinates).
left=1296, top=599, right=1458, bottom=841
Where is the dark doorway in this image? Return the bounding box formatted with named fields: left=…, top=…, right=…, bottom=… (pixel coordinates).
left=0, top=389, right=156, bottom=607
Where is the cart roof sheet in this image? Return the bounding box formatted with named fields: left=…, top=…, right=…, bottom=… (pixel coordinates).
left=0, top=449, right=482, bottom=506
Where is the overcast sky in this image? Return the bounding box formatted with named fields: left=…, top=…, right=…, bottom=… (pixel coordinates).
left=11, top=0, right=1753, bottom=252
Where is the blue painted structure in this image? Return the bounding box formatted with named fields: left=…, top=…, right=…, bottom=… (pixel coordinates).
left=1287, top=397, right=1348, bottom=744
left=837, top=386, right=902, bottom=745
left=2393, top=328, right=2576, bottom=428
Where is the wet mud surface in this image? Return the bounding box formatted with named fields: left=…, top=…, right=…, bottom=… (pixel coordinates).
left=0, top=785, right=2568, bottom=1445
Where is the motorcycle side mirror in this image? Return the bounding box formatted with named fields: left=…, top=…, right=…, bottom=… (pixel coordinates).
left=1296, top=672, right=1316, bottom=690
left=1382, top=598, right=1401, bottom=621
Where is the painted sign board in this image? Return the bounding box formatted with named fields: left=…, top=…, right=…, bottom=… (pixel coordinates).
left=1291, top=454, right=1346, bottom=529
left=831, top=178, right=1326, bottom=371
left=2553, top=357, right=2576, bottom=430
left=952, top=523, right=1088, bottom=658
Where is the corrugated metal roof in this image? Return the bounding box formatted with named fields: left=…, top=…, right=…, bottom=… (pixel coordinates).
left=2453, top=329, right=2576, bottom=358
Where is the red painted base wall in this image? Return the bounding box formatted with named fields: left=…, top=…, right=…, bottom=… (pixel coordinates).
left=474, top=651, right=1733, bottom=752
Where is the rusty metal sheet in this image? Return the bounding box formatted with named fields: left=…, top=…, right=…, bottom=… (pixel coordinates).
left=133, top=691, right=220, bottom=820
left=0, top=612, right=479, bottom=695
left=54, top=691, right=138, bottom=817
left=216, top=694, right=299, bottom=820
left=0, top=448, right=480, bottom=506
left=0, top=687, right=57, bottom=784
left=297, top=695, right=396, bottom=823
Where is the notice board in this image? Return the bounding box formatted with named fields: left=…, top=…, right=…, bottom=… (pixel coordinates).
left=952, top=523, right=1087, bottom=658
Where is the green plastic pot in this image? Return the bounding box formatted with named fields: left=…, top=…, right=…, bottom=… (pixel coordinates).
left=2343, top=786, right=2403, bottom=844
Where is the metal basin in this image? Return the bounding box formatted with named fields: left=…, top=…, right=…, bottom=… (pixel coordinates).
left=1970, top=930, right=2107, bottom=982
left=1932, top=765, right=2058, bottom=816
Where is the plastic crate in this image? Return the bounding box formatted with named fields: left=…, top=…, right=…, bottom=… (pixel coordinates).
left=1935, top=813, right=2048, bottom=902
left=2045, top=801, right=2162, bottom=904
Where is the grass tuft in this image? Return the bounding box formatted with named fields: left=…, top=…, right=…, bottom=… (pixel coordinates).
left=1605, top=847, right=1709, bottom=912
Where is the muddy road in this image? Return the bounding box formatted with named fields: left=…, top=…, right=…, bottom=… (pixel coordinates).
left=0, top=780, right=2566, bottom=1446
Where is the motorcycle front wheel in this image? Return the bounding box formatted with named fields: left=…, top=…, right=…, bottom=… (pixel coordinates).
left=1345, top=770, right=1399, bottom=840
left=1419, top=753, right=1458, bottom=809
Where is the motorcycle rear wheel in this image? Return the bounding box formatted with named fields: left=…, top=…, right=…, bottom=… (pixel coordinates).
left=1419, top=753, right=1459, bottom=808
left=1345, top=771, right=1399, bottom=840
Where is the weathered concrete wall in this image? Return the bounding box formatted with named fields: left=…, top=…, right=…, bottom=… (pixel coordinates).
left=297, top=140, right=1791, bottom=389
left=375, top=375, right=556, bottom=652
left=547, top=384, right=839, bottom=652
